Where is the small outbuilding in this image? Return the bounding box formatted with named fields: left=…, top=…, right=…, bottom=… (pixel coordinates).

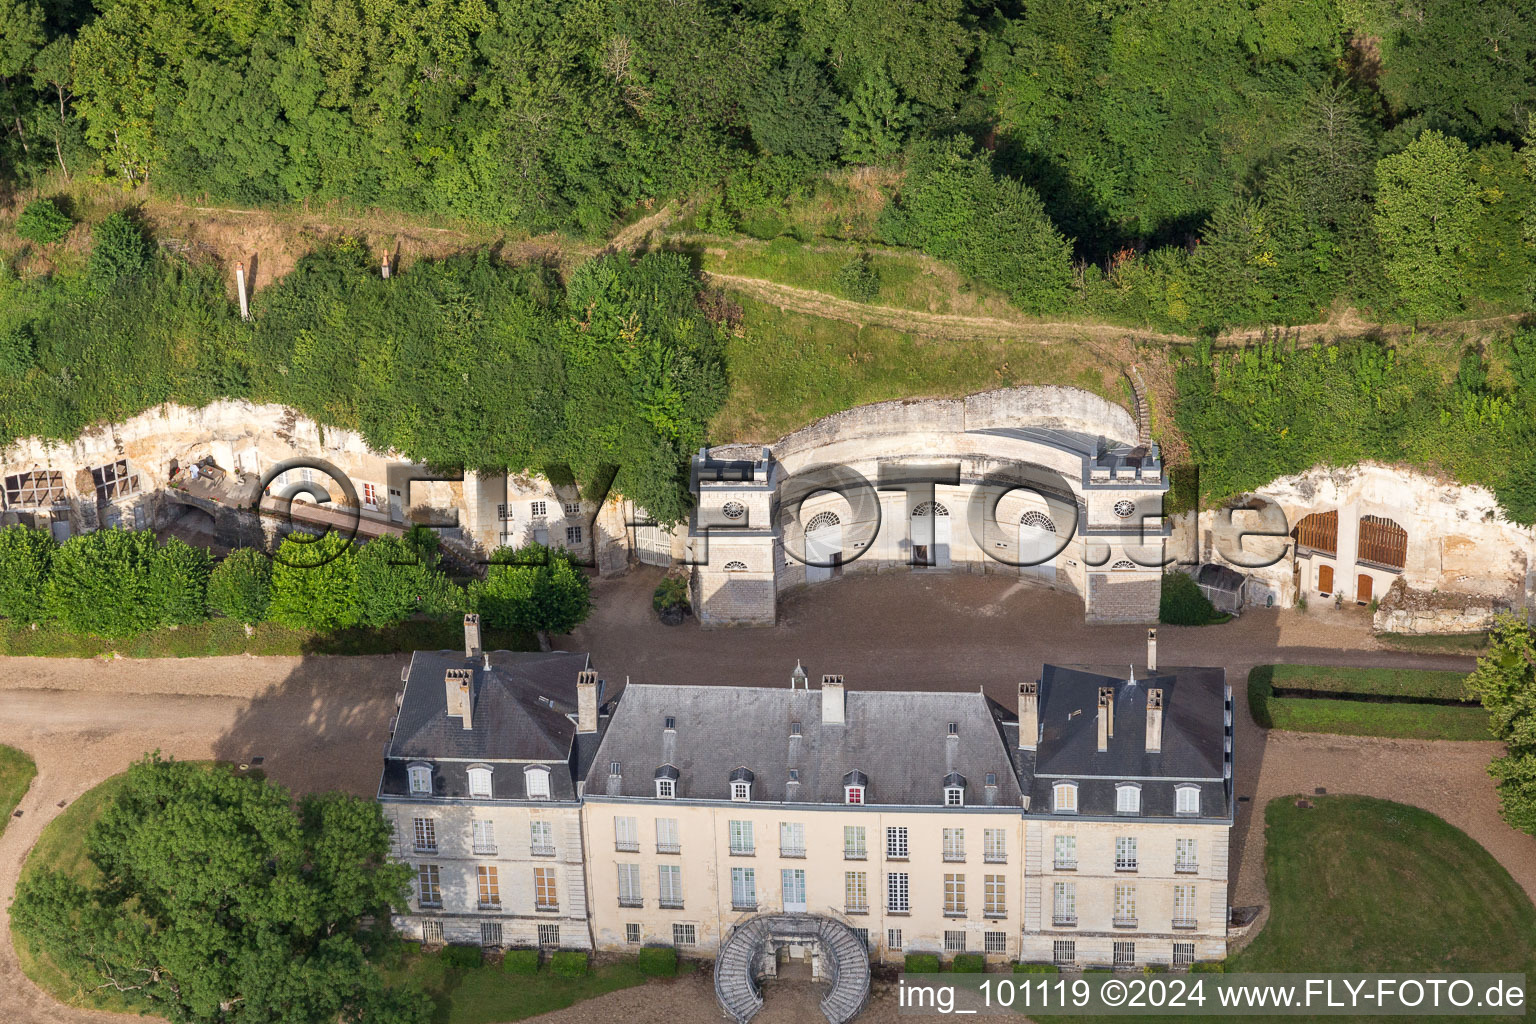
left=1196, top=563, right=1247, bottom=616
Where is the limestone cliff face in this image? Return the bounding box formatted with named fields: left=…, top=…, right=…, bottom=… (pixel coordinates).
left=1191, top=462, right=1534, bottom=616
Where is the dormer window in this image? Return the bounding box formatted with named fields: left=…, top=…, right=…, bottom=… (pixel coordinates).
left=1176, top=785, right=1201, bottom=816
left=468, top=766, right=494, bottom=798
left=609, top=761, right=622, bottom=777
left=664, top=716, right=676, bottom=731
left=523, top=766, right=550, bottom=801
left=1053, top=781, right=1078, bottom=814
left=790, top=722, right=801, bottom=736
left=947, top=722, right=958, bottom=735
left=1115, top=783, right=1141, bottom=815
left=654, top=765, right=680, bottom=799
left=408, top=763, right=432, bottom=795
left=843, top=770, right=868, bottom=804
left=943, top=772, right=966, bottom=807
left=729, top=767, right=755, bottom=802
left=985, top=772, right=997, bottom=787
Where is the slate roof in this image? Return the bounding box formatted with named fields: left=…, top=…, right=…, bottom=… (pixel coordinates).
left=1022, top=665, right=1233, bottom=821
left=583, top=679, right=1025, bottom=808
left=379, top=649, right=607, bottom=803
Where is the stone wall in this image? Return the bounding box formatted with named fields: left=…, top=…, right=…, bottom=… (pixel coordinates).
left=1372, top=577, right=1516, bottom=635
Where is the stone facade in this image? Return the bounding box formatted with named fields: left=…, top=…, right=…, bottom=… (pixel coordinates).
left=689, top=387, right=1167, bottom=628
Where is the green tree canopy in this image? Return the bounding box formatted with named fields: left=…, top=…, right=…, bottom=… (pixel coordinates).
left=1373, top=130, right=1479, bottom=318
left=1467, top=615, right=1536, bottom=834
left=0, top=523, right=54, bottom=621
left=354, top=533, right=460, bottom=628
left=468, top=542, right=591, bottom=637
left=207, top=548, right=272, bottom=625
left=265, top=532, right=361, bottom=631
left=11, top=755, right=429, bottom=1024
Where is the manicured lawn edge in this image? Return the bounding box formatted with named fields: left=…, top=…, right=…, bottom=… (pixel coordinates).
left=1249, top=667, right=1490, bottom=740
left=0, top=745, right=37, bottom=839
left=0, top=617, right=534, bottom=659
left=1262, top=664, right=1470, bottom=701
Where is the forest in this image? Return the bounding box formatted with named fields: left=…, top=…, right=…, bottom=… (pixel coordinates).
left=1, top=0, right=1533, bottom=328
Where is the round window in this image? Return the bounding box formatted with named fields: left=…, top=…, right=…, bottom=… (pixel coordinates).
left=1113, top=500, right=1136, bottom=519
left=722, top=501, right=746, bottom=520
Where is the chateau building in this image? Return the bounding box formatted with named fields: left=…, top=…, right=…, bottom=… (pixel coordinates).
left=377, top=615, right=611, bottom=949
left=377, top=620, right=1234, bottom=991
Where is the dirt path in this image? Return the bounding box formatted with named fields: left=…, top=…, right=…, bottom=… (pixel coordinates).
left=0, top=655, right=404, bottom=1024
left=701, top=270, right=1528, bottom=348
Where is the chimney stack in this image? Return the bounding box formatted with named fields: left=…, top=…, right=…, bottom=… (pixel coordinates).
left=235, top=262, right=250, bottom=321
left=577, top=668, right=600, bottom=734
left=1019, top=681, right=1039, bottom=751
left=1146, top=688, right=1164, bottom=753
left=464, top=613, right=481, bottom=660
left=822, top=674, right=845, bottom=725
left=445, top=668, right=474, bottom=730
left=1097, top=685, right=1115, bottom=752
left=1147, top=628, right=1158, bottom=672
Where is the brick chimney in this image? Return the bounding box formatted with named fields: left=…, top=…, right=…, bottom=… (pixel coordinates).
left=822, top=674, right=845, bottom=725
left=1019, top=681, right=1039, bottom=751
left=464, top=613, right=481, bottom=660
left=1147, top=627, right=1158, bottom=672
left=1146, top=688, right=1164, bottom=753
left=577, top=668, right=600, bottom=734
left=1097, top=685, right=1115, bottom=752
left=445, top=667, right=474, bottom=730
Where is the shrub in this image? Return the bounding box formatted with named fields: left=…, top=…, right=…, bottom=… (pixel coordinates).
left=1247, top=666, right=1276, bottom=728
left=504, top=948, right=540, bottom=975
left=355, top=534, right=459, bottom=627
left=1159, top=571, right=1226, bottom=626
left=266, top=533, right=361, bottom=631
left=149, top=536, right=213, bottom=626
left=1190, top=961, right=1226, bottom=973
left=88, top=212, right=154, bottom=288
left=652, top=575, right=690, bottom=613
left=1012, top=963, right=1060, bottom=973
left=208, top=549, right=273, bottom=624
left=951, top=953, right=985, bottom=973
left=45, top=529, right=160, bottom=637
left=637, top=946, right=678, bottom=976
left=469, top=543, right=591, bottom=635
left=835, top=252, right=881, bottom=302
left=440, top=944, right=482, bottom=969
left=904, top=953, right=941, bottom=974
left=0, top=525, right=55, bottom=621
left=15, top=199, right=72, bottom=244
left=550, top=951, right=588, bottom=978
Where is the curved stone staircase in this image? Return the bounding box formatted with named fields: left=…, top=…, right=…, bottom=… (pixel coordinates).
left=713, top=913, right=870, bottom=1024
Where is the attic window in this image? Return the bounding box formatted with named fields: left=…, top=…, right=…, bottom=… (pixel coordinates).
left=943, top=772, right=966, bottom=807
left=1176, top=786, right=1201, bottom=816
left=408, top=763, right=433, bottom=795
left=985, top=773, right=997, bottom=787
left=524, top=766, right=551, bottom=801
left=1053, top=782, right=1078, bottom=814
left=947, top=722, right=958, bottom=735
left=468, top=766, right=494, bottom=798
left=664, top=716, right=676, bottom=731
left=1116, top=783, right=1141, bottom=815
left=731, top=781, right=751, bottom=801
left=790, top=722, right=801, bottom=736
left=843, top=770, right=868, bottom=805
left=609, top=761, right=622, bottom=776
left=788, top=769, right=800, bottom=782
left=656, top=779, right=675, bottom=799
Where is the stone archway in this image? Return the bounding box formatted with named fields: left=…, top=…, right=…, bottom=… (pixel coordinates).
left=714, top=913, right=870, bottom=1024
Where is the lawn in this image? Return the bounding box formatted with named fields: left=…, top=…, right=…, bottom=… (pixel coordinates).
left=712, top=295, right=1122, bottom=442
left=1249, top=666, right=1490, bottom=741
left=1064, top=796, right=1535, bottom=1024
left=0, top=617, right=534, bottom=658
left=0, top=745, right=37, bottom=839
left=1377, top=631, right=1491, bottom=655
left=10, top=769, right=144, bottom=1014
left=381, top=947, right=660, bottom=1024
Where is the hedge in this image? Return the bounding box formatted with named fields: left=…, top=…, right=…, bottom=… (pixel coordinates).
left=1258, top=664, right=1470, bottom=702
left=904, top=953, right=941, bottom=974
left=440, top=944, right=483, bottom=969
left=550, top=951, right=589, bottom=978
left=1190, top=961, right=1225, bottom=973
left=637, top=946, right=678, bottom=976
left=1012, top=963, right=1060, bottom=973
left=504, top=948, right=540, bottom=975
left=951, top=954, right=985, bottom=973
